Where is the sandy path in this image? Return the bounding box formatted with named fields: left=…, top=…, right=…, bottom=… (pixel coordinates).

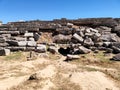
left=0, top=76, right=29, bottom=90
left=70, top=71, right=119, bottom=90
left=0, top=58, right=49, bottom=90
left=0, top=56, right=119, bottom=90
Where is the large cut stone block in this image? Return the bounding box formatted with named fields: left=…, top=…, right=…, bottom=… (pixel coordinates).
left=0, top=49, right=10, bottom=56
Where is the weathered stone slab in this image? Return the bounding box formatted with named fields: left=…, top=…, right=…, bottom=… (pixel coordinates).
left=27, top=41, right=36, bottom=47
left=100, top=34, right=120, bottom=42
left=6, top=40, right=27, bottom=46
left=0, top=31, right=19, bottom=35
left=33, top=33, right=40, bottom=41
left=1, top=34, right=11, bottom=38
left=66, top=54, right=80, bottom=60
left=112, top=46, right=120, bottom=54
left=26, top=47, right=35, bottom=51
left=0, top=43, right=9, bottom=47
left=7, top=47, right=26, bottom=51
left=6, top=40, right=18, bottom=46
left=85, top=28, right=91, bottom=33
left=79, top=46, right=91, bottom=54
left=67, top=23, right=74, bottom=26
left=79, top=31, right=84, bottom=37
left=10, top=37, right=27, bottom=41
left=36, top=44, right=47, bottom=53
left=85, top=32, right=95, bottom=37
left=0, top=28, right=8, bottom=31
left=84, top=38, right=94, bottom=47
left=28, top=37, right=35, bottom=41
left=94, top=33, right=101, bottom=38
left=9, top=27, right=17, bottom=31
left=48, top=46, right=58, bottom=54
left=110, top=42, right=120, bottom=48
left=0, top=38, right=6, bottom=43
left=0, top=49, right=10, bottom=56
left=24, top=32, right=34, bottom=37
left=90, top=28, right=99, bottom=33
left=55, top=27, right=72, bottom=35
left=111, top=25, right=120, bottom=37
left=53, top=34, right=72, bottom=44
left=103, top=42, right=111, bottom=47
left=73, top=33, right=83, bottom=43
left=111, top=53, right=120, bottom=61
left=18, top=41, right=27, bottom=46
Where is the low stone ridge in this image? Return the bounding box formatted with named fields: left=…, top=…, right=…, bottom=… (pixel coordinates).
left=0, top=18, right=120, bottom=56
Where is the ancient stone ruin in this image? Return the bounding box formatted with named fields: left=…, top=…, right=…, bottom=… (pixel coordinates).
left=0, top=18, right=120, bottom=58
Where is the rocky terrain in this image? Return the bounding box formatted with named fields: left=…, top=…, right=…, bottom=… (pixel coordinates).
left=0, top=18, right=120, bottom=56
left=0, top=52, right=120, bottom=90
left=0, top=18, right=120, bottom=90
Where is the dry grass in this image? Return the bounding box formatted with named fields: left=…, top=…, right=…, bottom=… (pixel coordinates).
left=71, top=51, right=115, bottom=67
left=103, top=69, right=120, bottom=81
left=9, top=79, right=43, bottom=90
left=1, top=51, right=120, bottom=90
left=3, top=51, right=27, bottom=61
left=78, top=66, right=98, bottom=72
left=69, top=51, right=120, bottom=82
left=51, top=73, right=81, bottom=90
left=47, top=52, right=61, bottom=60
left=8, top=64, right=50, bottom=90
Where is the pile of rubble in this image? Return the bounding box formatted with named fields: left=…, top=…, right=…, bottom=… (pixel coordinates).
left=54, top=25, right=120, bottom=54
left=0, top=18, right=120, bottom=58
left=52, top=20, right=120, bottom=55
left=0, top=22, right=45, bottom=55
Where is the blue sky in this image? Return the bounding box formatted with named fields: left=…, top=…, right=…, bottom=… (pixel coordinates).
left=0, top=0, right=120, bottom=23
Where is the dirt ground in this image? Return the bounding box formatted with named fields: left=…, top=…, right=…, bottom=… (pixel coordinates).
left=0, top=51, right=120, bottom=90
